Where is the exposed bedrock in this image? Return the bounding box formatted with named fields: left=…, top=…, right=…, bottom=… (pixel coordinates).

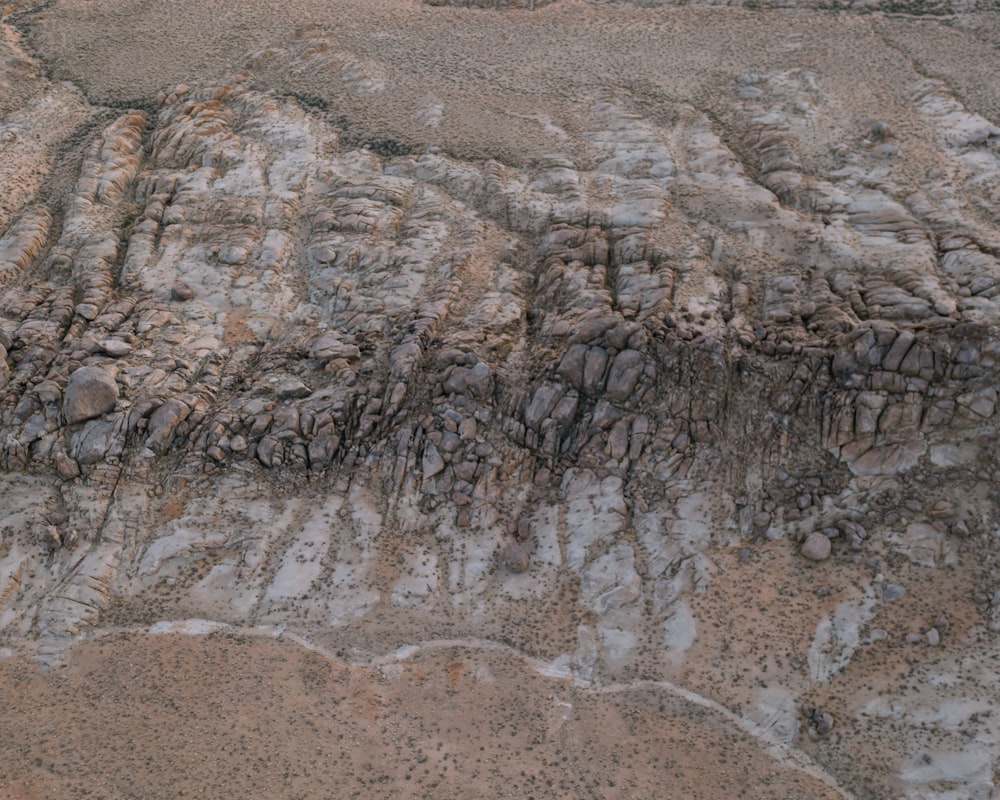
left=2, top=10, right=1000, bottom=799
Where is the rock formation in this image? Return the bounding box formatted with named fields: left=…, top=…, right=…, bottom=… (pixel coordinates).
left=1, top=1, right=999, bottom=798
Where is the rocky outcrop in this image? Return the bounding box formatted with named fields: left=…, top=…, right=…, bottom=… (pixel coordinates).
left=2, top=8, right=1000, bottom=799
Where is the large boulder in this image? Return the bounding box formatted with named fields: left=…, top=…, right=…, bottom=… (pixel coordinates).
left=801, top=532, right=832, bottom=562
left=63, top=366, right=118, bottom=424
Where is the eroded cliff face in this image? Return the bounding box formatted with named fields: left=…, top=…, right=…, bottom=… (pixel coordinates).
left=1, top=2, right=999, bottom=798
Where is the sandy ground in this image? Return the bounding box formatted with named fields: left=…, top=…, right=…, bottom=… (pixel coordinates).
left=0, top=631, right=846, bottom=800
left=18, top=1, right=1000, bottom=165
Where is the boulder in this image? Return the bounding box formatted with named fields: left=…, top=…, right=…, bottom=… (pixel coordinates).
left=63, top=366, right=118, bottom=424
left=583, top=347, right=609, bottom=397
left=422, top=442, right=445, bottom=480
left=503, top=541, right=530, bottom=574
left=556, top=344, right=587, bottom=390
left=145, top=397, right=192, bottom=454
left=524, top=384, right=561, bottom=431
left=801, top=532, right=832, bottom=561
left=311, top=334, right=361, bottom=363
left=605, top=349, right=644, bottom=403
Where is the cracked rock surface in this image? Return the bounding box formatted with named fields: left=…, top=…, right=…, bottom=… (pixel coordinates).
left=1, top=1, right=999, bottom=798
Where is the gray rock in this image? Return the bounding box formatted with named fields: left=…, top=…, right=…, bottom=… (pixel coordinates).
left=801, top=532, right=832, bottom=561
left=556, top=344, right=587, bottom=390
left=307, top=433, right=340, bottom=468
left=605, top=349, right=643, bottom=403
left=503, top=541, right=530, bottom=574
left=256, top=435, right=282, bottom=467
left=63, top=366, right=118, bottom=424
left=458, top=417, right=477, bottom=440
left=881, top=583, right=905, bottom=602
left=814, top=709, right=834, bottom=736
left=524, top=384, right=561, bottom=431
left=311, top=334, right=360, bottom=362
left=145, top=397, right=192, bottom=453
left=73, top=418, right=121, bottom=464
left=422, top=442, right=445, bottom=480
left=549, top=395, right=579, bottom=429
left=569, top=314, right=618, bottom=345
left=275, top=378, right=311, bottom=399
left=439, top=431, right=462, bottom=454
left=96, top=338, right=132, bottom=357
left=442, top=362, right=493, bottom=398
left=606, top=419, right=630, bottom=460
left=75, top=303, right=99, bottom=320
left=171, top=282, right=194, bottom=301
left=464, top=362, right=493, bottom=398
left=837, top=519, right=867, bottom=541
left=582, top=347, right=609, bottom=397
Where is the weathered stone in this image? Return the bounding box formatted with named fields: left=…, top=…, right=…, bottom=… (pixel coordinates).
left=256, top=434, right=281, bottom=467
left=814, top=710, right=834, bottom=736
left=53, top=451, right=81, bottom=479
left=442, top=362, right=493, bottom=398
left=801, top=532, right=832, bottom=561
left=73, top=418, right=122, bottom=464
left=881, top=583, right=905, bottom=602
left=145, top=397, right=192, bottom=453
left=422, top=442, right=445, bottom=480
left=96, top=338, right=132, bottom=357
left=557, top=344, right=587, bottom=390
left=171, top=282, right=194, bottom=301
left=63, top=366, right=118, bottom=424
left=458, top=417, right=477, bottom=440
left=549, top=395, right=578, bottom=429
left=582, top=347, right=609, bottom=397
left=307, top=433, right=340, bottom=468
left=606, top=419, right=630, bottom=460
left=570, top=314, right=618, bottom=345
left=311, top=335, right=361, bottom=362
left=524, top=384, right=561, bottom=431
left=605, top=349, right=643, bottom=403
left=439, top=431, right=462, bottom=454
left=503, top=541, right=530, bottom=574
left=881, top=330, right=914, bottom=371
left=275, top=378, right=311, bottom=399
